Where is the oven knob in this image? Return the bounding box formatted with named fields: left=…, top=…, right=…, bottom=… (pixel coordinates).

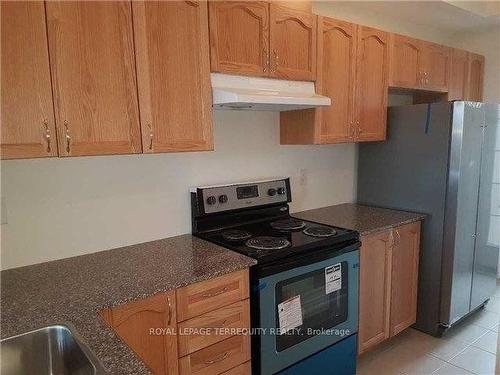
left=218, top=194, right=228, bottom=204
left=268, top=188, right=277, bottom=196
left=206, top=196, right=217, bottom=205
left=277, top=187, right=285, bottom=195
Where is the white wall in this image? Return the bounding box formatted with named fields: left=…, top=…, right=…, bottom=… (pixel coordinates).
left=0, top=111, right=357, bottom=269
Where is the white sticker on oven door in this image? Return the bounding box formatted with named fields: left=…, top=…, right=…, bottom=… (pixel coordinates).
left=325, top=263, right=342, bottom=294
left=277, top=295, right=303, bottom=334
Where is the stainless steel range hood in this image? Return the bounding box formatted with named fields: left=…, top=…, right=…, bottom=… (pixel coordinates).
left=211, top=73, right=331, bottom=111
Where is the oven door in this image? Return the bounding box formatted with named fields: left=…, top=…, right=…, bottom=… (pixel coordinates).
left=255, top=244, right=359, bottom=375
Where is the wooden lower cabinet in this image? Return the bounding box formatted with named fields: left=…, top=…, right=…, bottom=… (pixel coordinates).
left=100, top=291, right=179, bottom=375
left=358, top=221, right=421, bottom=354
left=179, top=335, right=251, bottom=375
left=221, top=362, right=252, bottom=375
left=358, top=230, right=392, bottom=354
left=101, top=269, right=251, bottom=375
left=178, top=301, right=250, bottom=357
left=390, top=222, right=421, bottom=336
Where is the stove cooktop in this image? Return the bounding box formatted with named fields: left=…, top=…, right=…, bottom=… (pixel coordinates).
left=197, top=216, right=358, bottom=263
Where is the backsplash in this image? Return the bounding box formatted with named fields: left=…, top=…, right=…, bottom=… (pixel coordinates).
left=0, top=111, right=356, bottom=269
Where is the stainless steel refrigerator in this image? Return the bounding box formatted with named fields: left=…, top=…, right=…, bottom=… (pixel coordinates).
left=358, top=101, right=499, bottom=336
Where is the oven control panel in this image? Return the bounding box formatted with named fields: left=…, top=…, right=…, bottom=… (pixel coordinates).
left=192, top=178, right=291, bottom=214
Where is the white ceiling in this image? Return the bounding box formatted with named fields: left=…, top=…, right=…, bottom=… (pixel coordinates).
left=315, top=1, right=500, bottom=33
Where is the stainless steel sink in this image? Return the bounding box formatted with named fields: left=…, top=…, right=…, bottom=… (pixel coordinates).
left=1, top=324, right=106, bottom=375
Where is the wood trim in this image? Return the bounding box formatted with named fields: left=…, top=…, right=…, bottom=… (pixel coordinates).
left=178, top=335, right=251, bottom=375
left=1, top=1, right=58, bottom=159
left=465, top=52, right=485, bottom=102
left=46, top=1, right=142, bottom=157
left=101, top=291, right=179, bottom=375
left=354, top=25, right=388, bottom=142
left=177, top=300, right=250, bottom=357
left=221, top=361, right=252, bottom=375
left=269, top=1, right=311, bottom=13
left=269, top=4, right=317, bottom=81
left=176, top=269, right=249, bottom=322
left=316, top=15, right=357, bottom=144
left=208, top=1, right=270, bottom=77
left=358, top=229, right=393, bottom=354
left=448, top=48, right=469, bottom=101
left=390, top=221, right=421, bottom=336
left=388, top=33, right=422, bottom=90
left=279, top=109, right=320, bottom=144
left=133, top=1, right=213, bottom=153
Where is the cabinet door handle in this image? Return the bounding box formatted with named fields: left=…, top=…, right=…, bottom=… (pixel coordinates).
left=273, top=49, right=279, bottom=73
left=395, top=229, right=401, bottom=246
left=204, top=352, right=229, bottom=365
left=356, top=121, right=361, bottom=138
left=147, top=123, right=153, bottom=151
left=167, top=295, right=172, bottom=325
left=64, top=120, right=71, bottom=153
left=202, top=286, right=228, bottom=298
left=43, top=120, right=51, bottom=153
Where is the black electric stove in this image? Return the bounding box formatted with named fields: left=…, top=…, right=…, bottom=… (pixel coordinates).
left=191, top=178, right=358, bottom=264
left=191, top=178, right=360, bottom=375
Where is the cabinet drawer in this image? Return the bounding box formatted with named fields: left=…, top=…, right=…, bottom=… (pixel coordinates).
left=221, top=361, right=251, bottom=375
left=179, top=335, right=251, bottom=375
left=176, top=270, right=249, bottom=321
left=178, top=300, right=250, bottom=357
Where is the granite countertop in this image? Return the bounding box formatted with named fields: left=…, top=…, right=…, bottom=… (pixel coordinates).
left=0, top=234, right=256, bottom=374
left=294, top=203, right=425, bottom=236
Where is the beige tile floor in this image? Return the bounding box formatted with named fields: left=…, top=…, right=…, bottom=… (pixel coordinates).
left=357, top=286, right=500, bottom=375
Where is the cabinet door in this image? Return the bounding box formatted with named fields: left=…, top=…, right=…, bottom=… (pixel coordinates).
left=101, top=292, right=178, bottom=375
left=46, top=1, right=141, bottom=157
left=317, top=17, right=357, bottom=143
left=358, top=230, right=392, bottom=354
left=421, top=42, right=450, bottom=92
left=269, top=4, right=316, bottom=81
left=466, top=53, right=484, bottom=102
left=448, top=49, right=469, bottom=101
left=388, top=34, right=423, bottom=89
left=209, top=1, right=269, bottom=77
left=354, top=26, right=388, bottom=142
left=133, top=1, right=213, bottom=153
left=1, top=1, right=57, bottom=159
left=390, top=222, right=421, bottom=336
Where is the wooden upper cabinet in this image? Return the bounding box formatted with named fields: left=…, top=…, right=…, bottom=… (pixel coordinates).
left=420, top=41, right=450, bottom=92
left=1, top=1, right=57, bottom=159
left=466, top=53, right=484, bottom=101
left=317, top=17, right=357, bottom=143
left=269, top=4, right=317, bottom=81
left=133, top=1, right=213, bottom=153
left=209, top=1, right=269, bottom=77
left=46, top=1, right=142, bottom=157
left=358, top=230, right=392, bottom=354
left=448, top=48, right=469, bottom=101
left=101, top=291, right=178, bottom=375
left=390, top=222, right=421, bottom=336
left=389, top=34, right=423, bottom=89
left=355, top=26, right=389, bottom=142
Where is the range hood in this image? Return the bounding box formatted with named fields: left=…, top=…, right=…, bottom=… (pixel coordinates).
left=211, top=73, right=331, bottom=111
